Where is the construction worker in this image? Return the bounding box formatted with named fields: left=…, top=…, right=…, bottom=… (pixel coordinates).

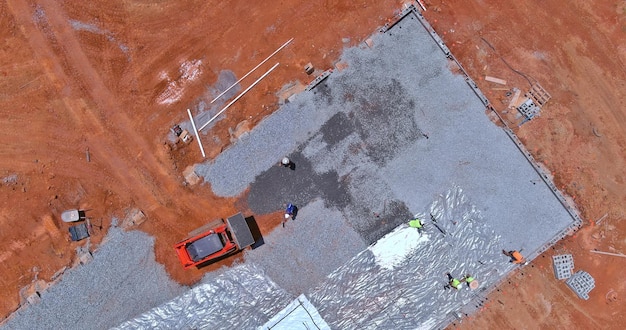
left=503, top=250, right=526, bottom=264
left=408, top=217, right=423, bottom=233
left=282, top=203, right=296, bottom=228
left=280, top=157, right=295, bottom=170
left=444, top=273, right=463, bottom=290
left=281, top=157, right=290, bottom=166
left=463, top=274, right=474, bottom=286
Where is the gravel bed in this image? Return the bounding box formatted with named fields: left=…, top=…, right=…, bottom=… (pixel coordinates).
left=243, top=199, right=367, bottom=295
left=3, top=226, right=185, bottom=330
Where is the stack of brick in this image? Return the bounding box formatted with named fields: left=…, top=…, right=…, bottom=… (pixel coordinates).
left=552, top=254, right=574, bottom=280
left=566, top=271, right=595, bottom=300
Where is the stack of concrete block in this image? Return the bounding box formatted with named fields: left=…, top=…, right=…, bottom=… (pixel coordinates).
left=552, top=254, right=574, bottom=280
left=566, top=271, right=595, bottom=300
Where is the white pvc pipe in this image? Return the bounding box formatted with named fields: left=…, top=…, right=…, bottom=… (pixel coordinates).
left=199, top=63, right=279, bottom=132
left=187, top=108, right=206, bottom=158
left=589, top=250, right=626, bottom=258
left=416, top=0, right=426, bottom=11
left=211, top=38, right=293, bottom=104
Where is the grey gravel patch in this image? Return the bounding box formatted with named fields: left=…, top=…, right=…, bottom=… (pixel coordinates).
left=246, top=153, right=351, bottom=214
left=319, top=112, right=355, bottom=148
left=2, top=174, right=18, bottom=185
left=244, top=199, right=367, bottom=295
left=3, top=227, right=185, bottom=330
left=345, top=196, right=413, bottom=245
left=338, top=78, right=422, bottom=166
left=311, top=81, right=334, bottom=106
left=207, top=70, right=239, bottom=103
left=183, top=70, right=241, bottom=135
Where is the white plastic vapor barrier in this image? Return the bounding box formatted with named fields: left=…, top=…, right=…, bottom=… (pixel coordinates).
left=115, top=263, right=292, bottom=330
left=369, top=225, right=431, bottom=270
left=259, top=294, right=330, bottom=330
left=308, top=186, right=513, bottom=329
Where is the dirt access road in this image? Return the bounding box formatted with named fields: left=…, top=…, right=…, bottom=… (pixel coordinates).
left=0, top=0, right=403, bottom=320
left=422, top=1, right=626, bottom=329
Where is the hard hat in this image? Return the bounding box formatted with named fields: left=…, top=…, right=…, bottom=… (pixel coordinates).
left=281, top=157, right=290, bottom=165
left=284, top=214, right=290, bottom=219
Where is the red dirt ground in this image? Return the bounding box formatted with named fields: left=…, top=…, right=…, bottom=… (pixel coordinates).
left=2, top=0, right=625, bottom=327
left=422, top=1, right=626, bottom=329
left=0, top=0, right=403, bottom=320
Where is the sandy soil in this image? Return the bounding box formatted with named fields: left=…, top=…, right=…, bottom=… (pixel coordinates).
left=421, top=1, right=626, bottom=329
left=0, top=0, right=403, bottom=320
left=2, top=0, right=625, bottom=327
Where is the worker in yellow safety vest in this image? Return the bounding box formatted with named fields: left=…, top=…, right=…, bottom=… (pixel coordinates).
left=408, top=218, right=423, bottom=233
left=444, top=272, right=463, bottom=290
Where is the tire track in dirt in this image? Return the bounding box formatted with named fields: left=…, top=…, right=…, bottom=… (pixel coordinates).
left=14, top=0, right=213, bottom=237
left=8, top=0, right=243, bottom=291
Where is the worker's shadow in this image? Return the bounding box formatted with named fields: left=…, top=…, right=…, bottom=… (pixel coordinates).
left=291, top=206, right=299, bottom=220
left=281, top=162, right=296, bottom=171
left=246, top=216, right=265, bottom=249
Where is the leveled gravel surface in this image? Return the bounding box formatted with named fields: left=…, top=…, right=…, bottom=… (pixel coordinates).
left=3, top=227, right=185, bottom=330
left=197, top=10, right=577, bottom=327
left=243, top=199, right=367, bottom=295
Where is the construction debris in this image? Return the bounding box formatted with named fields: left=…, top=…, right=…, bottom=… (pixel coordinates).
left=566, top=270, right=595, bottom=300
left=485, top=75, right=507, bottom=85
left=526, top=82, right=551, bottom=107
left=183, top=166, right=202, bottom=186
left=19, top=280, right=49, bottom=306
left=517, top=98, right=541, bottom=120
left=416, top=0, right=426, bottom=11
left=305, top=69, right=333, bottom=91
left=61, top=209, right=85, bottom=222
left=77, top=246, right=93, bottom=265
left=334, top=61, right=349, bottom=72
left=121, top=209, right=146, bottom=229
left=304, top=63, right=314, bottom=75
left=179, top=130, right=192, bottom=144
left=552, top=254, right=574, bottom=280
left=69, top=221, right=91, bottom=242
left=595, top=213, right=608, bottom=225
left=516, top=83, right=551, bottom=124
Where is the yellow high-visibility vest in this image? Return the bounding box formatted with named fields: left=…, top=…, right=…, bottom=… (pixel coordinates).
left=409, top=219, right=422, bottom=229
